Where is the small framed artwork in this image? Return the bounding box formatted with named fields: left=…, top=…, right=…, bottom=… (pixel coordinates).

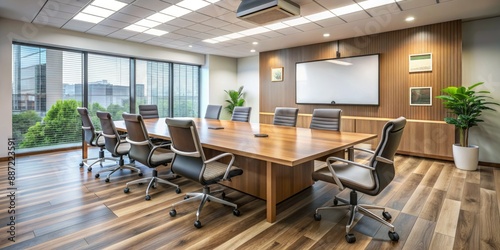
left=409, top=53, right=432, bottom=72
left=271, top=67, right=283, bottom=82
left=410, top=87, right=432, bottom=106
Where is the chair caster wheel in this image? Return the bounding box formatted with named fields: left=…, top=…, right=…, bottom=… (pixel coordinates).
left=105, top=178, right=110, bottom=183
left=382, top=211, right=392, bottom=220
left=145, top=195, right=151, bottom=200
left=95, top=173, right=100, bottom=178
left=314, top=213, right=322, bottom=221
left=233, top=209, right=241, bottom=216
left=124, top=187, right=129, bottom=193
left=184, top=195, right=190, bottom=200
left=345, top=233, right=356, bottom=243
left=333, top=198, right=339, bottom=206
left=388, top=231, right=399, bottom=241
left=79, top=162, right=84, bottom=167
left=221, top=192, right=226, bottom=200
left=175, top=188, right=181, bottom=194
left=169, top=209, right=177, bottom=217
left=138, top=172, right=143, bottom=177
left=194, top=220, right=202, bottom=228
left=87, top=167, right=92, bottom=172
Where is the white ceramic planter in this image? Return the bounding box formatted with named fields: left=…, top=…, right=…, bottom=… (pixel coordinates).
left=452, top=144, right=479, bottom=171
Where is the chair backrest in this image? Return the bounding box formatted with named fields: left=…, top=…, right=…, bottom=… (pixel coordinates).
left=122, top=113, right=153, bottom=165
left=369, top=116, right=406, bottom=195
left=273, top=107, right=299, bottom=127
left=96, top=111, right=122, bottom=155
left=165, top=118, right=206, bottom=183
left=77, top=107, right=98, bottom=146
left=204, top=105, right=222, bottom=119
left=310, top=109, right=342, bottom=131
left=138, top=104, right=159, bottom=119
left=231, top=106, right=252, bottom=122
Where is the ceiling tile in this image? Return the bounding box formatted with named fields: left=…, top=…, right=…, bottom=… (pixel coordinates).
left=45, top=1, right=82, bottom=15
left=108, top=12, right=141, bottom=23
left=118, top=4, right=155, bottom=18
left=219, top=23, right=246, bottom=33
left=127, top=33, right=156, bottom=42
left=188, top=32, right=214, bottom=40
left=167, top=18, right=195, bottom=28
left=39, top=10, right=75, bottom=20
left=202, top=18, right=231, bottom=28
left=99, top=18, right=129, bottom=29
left=260, top=30, right=286, bottom=38
left=155, top=23, right=181, bottom=32
left=300, top=2, right=328, bottom=16
left=172, top=28, right=199, bottom=37
left=86, top=25, right=121, bottom=36
left=274, top=26, right=303, bottom=35
left=63, top=19, right=95, bottom=32
left=214, top=0, right=240, bottom=12
left=106, top=29, right=137, bottom=39
left=292, top=22, right=323, bottom=32
left=197, top=4, right=229, bottom=18
left=364, top=2, right=401, bottom=17
left=132, top=0, right=171, bottom=12
left=216, top=11, right=240, bottom=23
left=398, top=0, right=437, bottom=10
left=159, top=0, right=182, bottom=4
left=50, top=0, right=91, bottom=8
left=314, top=17, right=346, bottom=27
left=337, top=11, right=371, bottom=23
left=163, top=32, right=185, bottom=40
left=315, top=0, right=356, bottom=10
left=188, top=23, right=215, bottom=32
left=181, top=12, right=212, bottom=23
left=33, top=15, right=67, bottom=27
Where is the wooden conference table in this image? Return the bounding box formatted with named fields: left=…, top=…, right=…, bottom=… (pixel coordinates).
left=114, top=118, right=376, bottom=223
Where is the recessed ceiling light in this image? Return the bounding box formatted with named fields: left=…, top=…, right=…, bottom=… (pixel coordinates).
left=147, top=13, right=175, bottom=23
left=177, top=0, right=210, bottom=11
left=406, top=16, right=415, bottom=22
left=188, top=45, right=193, bottom=48
left=91, top=0, right=127, bottom=12
left=250, top=49, right=256, bottom=53
left=239, top=27, right=270, bottom=36
left=330, top=4, right=363, bottom=16
left=136, top=19, right=161, bottom=28
left=252, top=42, right=258, bottom=45
left=202, top=39, right=218, bottom=44
left=82, top=5, right=114, bottom=18
left=323, top=33, right=330, bottom=37
left=124, top=24, right=149, bottom=32
left=73, top=12, right=104, bottom=23
left=305, top=10, right=335, bottom=22
left=283, top=17, right=310, bottom=26
left=144, top=29, right=168, bottom=36
left=161, top=5, right=191, bottom=17
left=263, top=22, right=289, bottom=31
left=225, top=33, right=245, bottom=39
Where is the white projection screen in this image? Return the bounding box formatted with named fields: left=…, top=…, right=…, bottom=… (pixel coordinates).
left=295, top=54, right=379, bottom=105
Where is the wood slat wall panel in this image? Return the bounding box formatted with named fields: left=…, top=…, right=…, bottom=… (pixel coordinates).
left=259, top=20, right=461, bottom=120
left=259, top=21, right=461, bottom=159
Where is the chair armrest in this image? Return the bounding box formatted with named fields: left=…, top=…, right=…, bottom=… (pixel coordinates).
left=375, top=156, right=393, bottom=164
left=326, top=156, right=376, bottom=171
left=352, top=147, right=375, bottom=155
left=205, top=152, right=236, bottom=180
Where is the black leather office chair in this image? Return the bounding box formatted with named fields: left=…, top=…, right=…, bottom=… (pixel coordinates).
left=312, top=117, right=406, bottom=243
left=138, top=104, right=159, bottom=119
left=273, top=107, right=299, bottom=127
left=77, top=107, right=117, bottom=171
left=166, top=118, right=243, bottom=228
left=95, top=111, right=142, bottom=182
left=122, top=113, right=180, bottom=200
left=204, top=104, right=222, bottom=119
left=310, top=109, right=342, bottom=131
left=231, top=106, right=252, bottom=122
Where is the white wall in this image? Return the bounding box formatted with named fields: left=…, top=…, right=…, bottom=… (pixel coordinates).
left=0, top=17, right=207, bottom=158
left=463, top=16, right=500, bottom=164
left=206, top=55, right=238, bottom=120
left=237, top=55, right=260, bottom=123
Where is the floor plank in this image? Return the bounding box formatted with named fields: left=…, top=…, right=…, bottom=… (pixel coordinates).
left=1, top=150, right=499, bottom=249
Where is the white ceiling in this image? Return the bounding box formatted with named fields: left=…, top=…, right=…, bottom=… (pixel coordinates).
left=0, top=0, right=499, bottom=58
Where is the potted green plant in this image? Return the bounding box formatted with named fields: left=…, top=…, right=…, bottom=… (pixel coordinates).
left=436, top=82, right=499, bottom=170
left=224, top=86, right=245, bottom=114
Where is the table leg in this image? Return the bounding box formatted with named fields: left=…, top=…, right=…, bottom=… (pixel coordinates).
left=348, top=147, right=354, bottom=161
left=266, top=161, right=276, bottom=223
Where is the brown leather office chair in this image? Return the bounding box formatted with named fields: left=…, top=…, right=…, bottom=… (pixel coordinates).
left=77, top=107, right=117, bottom=171
left=312, top=117, right=406, bottom=243
left=95, top=111, right=142, bottom=182
left=310, top=109, right=342, bottom=131
left=122, top=113, right=180, bottom=200
left=138, top=104, right=159, bottom=119
left=166, top=118, right=243, bottom=228
left=204, top=104, right=222, bottom=119
left=273, top=107, right=299, bottom=127
left=231, top=106, right=251, bottom=122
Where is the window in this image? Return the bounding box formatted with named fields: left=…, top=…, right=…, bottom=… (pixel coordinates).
left=12, top=44, right=201, bottom=153
left=88, top=54, right=130, bottom=121
left=173, top=64, right=199, bottom=117
left=12, top=44, right=83, bottom=150
left=136, top=60, right=171, bottom=117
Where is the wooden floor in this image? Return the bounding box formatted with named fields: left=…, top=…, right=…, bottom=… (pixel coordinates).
left=1, top=148, right=500, bottom=250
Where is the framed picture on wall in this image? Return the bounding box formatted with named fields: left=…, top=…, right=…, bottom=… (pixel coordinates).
left=271, top=67, right=283, bottom=82
left=409, top=53, right=432, bottom=72
left=410, top=87, right=432, bottom=106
